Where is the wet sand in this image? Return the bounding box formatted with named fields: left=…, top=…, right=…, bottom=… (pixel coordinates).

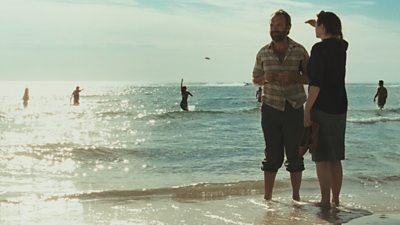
left=348, top=214, right=400, bottom=225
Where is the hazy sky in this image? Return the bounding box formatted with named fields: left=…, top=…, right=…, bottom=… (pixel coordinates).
left=0, top=0, right=399, bottom=83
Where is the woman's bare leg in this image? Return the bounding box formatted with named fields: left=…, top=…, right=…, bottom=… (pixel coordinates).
left=316, top=161, right=331, bottom=207
left=330, top=161, right=342, bottom=205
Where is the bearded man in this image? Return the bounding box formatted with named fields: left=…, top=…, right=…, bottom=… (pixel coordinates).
left=252, top=9, right=310, bottom=201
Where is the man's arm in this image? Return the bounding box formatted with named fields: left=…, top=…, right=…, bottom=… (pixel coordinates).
left=276, top=49, right=309, bottom=84
left=276, top=71, right=308, bottom=84
left=252, top=53, right=267, bottom=86
left=373, top=89, right=379, bottom=102
left=299, top=59, right=310, bottom=84
left=298, top=48, right=310, bottom=84
left=292, top=70, right=309, bottom=84
left=253, top=72, right=278, bottom=85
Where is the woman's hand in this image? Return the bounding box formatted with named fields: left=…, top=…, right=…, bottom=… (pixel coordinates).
left=305, top=19, right=316, bottom=27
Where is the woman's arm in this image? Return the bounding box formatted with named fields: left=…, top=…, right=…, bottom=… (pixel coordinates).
left=304, top=85, right=320, bottom=127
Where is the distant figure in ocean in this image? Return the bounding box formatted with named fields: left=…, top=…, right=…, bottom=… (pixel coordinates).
left=180, top=79, right=193, bottom=111
left=256, top=87, right=262, bottom=102
left=71, top=86, right=83, bottom=106
left=373, top=80, right=388, bottom=110
left=22, top=88, right=29, bottom=108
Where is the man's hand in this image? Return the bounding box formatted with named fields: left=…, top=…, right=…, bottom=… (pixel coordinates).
left=265, top=72, right=277, bottom=82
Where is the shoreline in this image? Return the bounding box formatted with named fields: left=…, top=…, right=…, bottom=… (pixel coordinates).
left=2, top=178, right=399, bottom=225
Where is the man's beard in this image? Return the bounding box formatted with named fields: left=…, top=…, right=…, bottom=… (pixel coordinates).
left=270, top=31, right=286, bottom=42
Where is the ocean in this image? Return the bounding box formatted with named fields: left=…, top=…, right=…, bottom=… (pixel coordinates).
left=0, top=81, right=399, bottom=225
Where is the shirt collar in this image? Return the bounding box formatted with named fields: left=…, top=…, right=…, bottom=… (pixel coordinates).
left=267, top=37, right=298, bottom=50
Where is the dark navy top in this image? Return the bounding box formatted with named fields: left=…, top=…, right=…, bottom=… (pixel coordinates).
left=307, top=38, right=348, bottom=114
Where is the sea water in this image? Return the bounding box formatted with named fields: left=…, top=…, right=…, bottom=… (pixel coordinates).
left=0, top=81, right=399, bottom=224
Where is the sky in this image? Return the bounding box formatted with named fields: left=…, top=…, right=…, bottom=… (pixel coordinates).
left=0, top=0, right=399, bottom=83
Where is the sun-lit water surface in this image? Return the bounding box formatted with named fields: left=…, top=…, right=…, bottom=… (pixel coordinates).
left=1, top=81, right=400, bottom=224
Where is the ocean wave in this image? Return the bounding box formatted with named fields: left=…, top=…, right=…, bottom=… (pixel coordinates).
left=0, top=199, right=20, bottom=204
left=71, top=146, right=120, bottom=160
left=92, top=107, right=259, bottom=120
left=96, top=111, right=135, bottom=117
left=50, top=178, right=322, bottom=201
left=14, top=144, right=122, bottom=162
left=48, top=180, right=265, bottom=201
left=137, top=107, right=260, bottom=120
left=43, top=175, right=400, bottom=202
left=384, top=108, right=400, bottom=113
left=347, top=116, right=400, bottom=124
left=357, top=175, right=400, bottom=184
left=349, top=108, right=400, bottom=114
left=191, top=82, right=253, bottom=87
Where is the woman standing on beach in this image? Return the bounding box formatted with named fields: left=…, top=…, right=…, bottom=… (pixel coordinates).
left=304, top=11, right=348, bottom=207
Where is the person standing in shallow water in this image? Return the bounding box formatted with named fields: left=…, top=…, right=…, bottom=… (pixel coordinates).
left=71, top=86, right=83, bottom=106
left=304, top=11, right=348, bottom=208
left=22, top=88, right=29, bottom=108
left=373, top=80, right=388, bottom=110
left=252, top=9, right=309, bottom=201
left=256, top=87, right=263, bottom=103
left=180, top=79, right=193, bottom=111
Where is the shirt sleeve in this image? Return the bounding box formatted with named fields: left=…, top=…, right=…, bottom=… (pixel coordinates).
left=252, top=51, right=264, bottom=79
left=299, top=46, right=310, bottom=77
left=308, top=44, right=324, bottom=87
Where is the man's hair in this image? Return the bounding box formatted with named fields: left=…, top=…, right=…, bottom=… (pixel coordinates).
left=317, top=11, right=343, bottom=38
left=272, top=9, right=291, bottom=27
left=379, top=80, right=384, bottom=85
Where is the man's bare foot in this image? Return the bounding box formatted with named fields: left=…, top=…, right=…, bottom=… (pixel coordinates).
left=292, top=194, right=300, bottom=201
left=264, top=195, right=272, bottom=201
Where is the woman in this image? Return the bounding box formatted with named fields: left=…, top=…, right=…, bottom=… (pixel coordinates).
left=304, top=11, right=348, bottom=207
left=180, top=79, right=193, bottom=111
